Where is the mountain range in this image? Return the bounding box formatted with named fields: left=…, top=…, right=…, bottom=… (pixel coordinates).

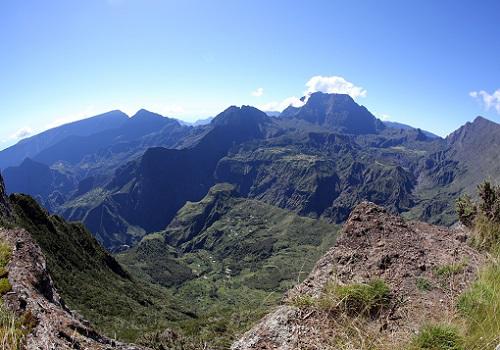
left=0, top=92, right=499, bottom=348
left=1, top=92, right=499, bottom=251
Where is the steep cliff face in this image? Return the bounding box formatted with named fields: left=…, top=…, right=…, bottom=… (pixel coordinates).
left=232, top=202, right=483, bottom=350
left=409, top=115, right=500, bottom=225
left=216, top=132, right=417, bottom=223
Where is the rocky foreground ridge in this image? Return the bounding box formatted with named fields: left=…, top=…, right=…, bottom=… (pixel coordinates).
left=232, top=202, right=484, bottom=350
left=0, top=226, right=147, bottom=349
left=0, top=174, right=146, bottom=349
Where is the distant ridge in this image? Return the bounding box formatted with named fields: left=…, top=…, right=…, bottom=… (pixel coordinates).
left=384, top=121, right=440, bottom=139
left=0, top=110, right=128, bottom=169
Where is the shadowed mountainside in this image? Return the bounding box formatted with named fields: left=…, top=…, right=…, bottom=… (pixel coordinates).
left=0, top=110, right=129, bottom=170
left=2, top=93, right=500, bottom=250
left=0, top=171, right=194, bottom=344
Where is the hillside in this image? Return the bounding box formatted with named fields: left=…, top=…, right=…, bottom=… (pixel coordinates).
left=408, top=116, right=500, bottom=225
left=2, top=158, right=75, bottom=212
left=117, top=183, right=340, bottom=348
left=0, top=227, right=147, bottom=349
left=0, top=173, right=194, bottom=347
left=1, top=109, right=191, bottom=209
left=233, top=202, right=485, bottom=349
left=59, top=106, right=273, bottom=250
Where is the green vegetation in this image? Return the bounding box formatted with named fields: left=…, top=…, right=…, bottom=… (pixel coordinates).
left=0, top=241, right=26, bottom=350
left=450, top=181, right=500, bottom=349
left=457, top=258, right=499, bottom=348
left=433, top=261, right=466, bottom=278
left=289, top=279, right=392, bottom=318
left=457, top=181, right=500, bottom=251
left=289, top=294, right=315, bottom=309
left=117, top=184, right=339, bottom=347
left=409, top=324, right=464, bottom=350
left=323, top=279, right=391, bottom=316
left=9, top=194, right=193, bottom=342
left=470, top=213, right=500, bottom=252
left=416, top=277, right=433, bottom=291
left=0, top=243, right=11, bottom=286
left=455, top=194, right=477, bottom=228
left=0, top=242, right=12, bottom=295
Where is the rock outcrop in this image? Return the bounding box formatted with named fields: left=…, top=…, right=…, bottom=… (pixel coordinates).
left=0, top=175, right=11, bottom=219
left=232, top=202, right=483, bottom=350
left=0, top=227, right=147, bottom=350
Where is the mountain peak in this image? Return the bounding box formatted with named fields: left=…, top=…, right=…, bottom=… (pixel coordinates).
left=472, top=115, right=496, bottom=126
left=281, top=92, right=385, bottom=134
left=131, top=109, right=165, bottom=120
left=211, top=105, right=270, bottom=127
left=308, top=91, right=354, bottom=102
left=446, top=115, right=500, bottom=152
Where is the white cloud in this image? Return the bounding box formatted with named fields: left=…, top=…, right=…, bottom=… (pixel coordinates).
left=379, top=114, right=392, bottom=121
left=470, top=89, right=500, bottom=114
left=9, top=127, right=33, bottom=140
left=258, top=96, right=305, bottom=112
left=11, top=126, right=33, bottom=139
left=256, top=75, right=366, bottom=112
left=251, top=87, right=264, bottom=97
left=305, top=75, right=367, bottom=99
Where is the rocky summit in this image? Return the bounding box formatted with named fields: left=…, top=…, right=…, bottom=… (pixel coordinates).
left=232, top=202, right=483, bottom=350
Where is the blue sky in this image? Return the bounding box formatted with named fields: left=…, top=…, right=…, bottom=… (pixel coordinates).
left=1, top=0, right=499, bottom=149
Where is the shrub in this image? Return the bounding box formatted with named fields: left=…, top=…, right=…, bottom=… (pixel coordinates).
left=471, top=214, right=500, bottom=251
left=455, top=194, right=476, bottom=228
left=477, top=182, right=500, bottom=222
left=0, top=243, right=11, bottom=295
left=0, top=278, right=11, bottom=295
left=322, top=279, right=391, bottom=316
left=410, top=324, right=464, bottom=350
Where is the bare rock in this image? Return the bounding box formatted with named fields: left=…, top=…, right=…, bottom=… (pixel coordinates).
left=233, top=202, right=484, bottom=349
left=0, top=228, right=149, bottom=350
